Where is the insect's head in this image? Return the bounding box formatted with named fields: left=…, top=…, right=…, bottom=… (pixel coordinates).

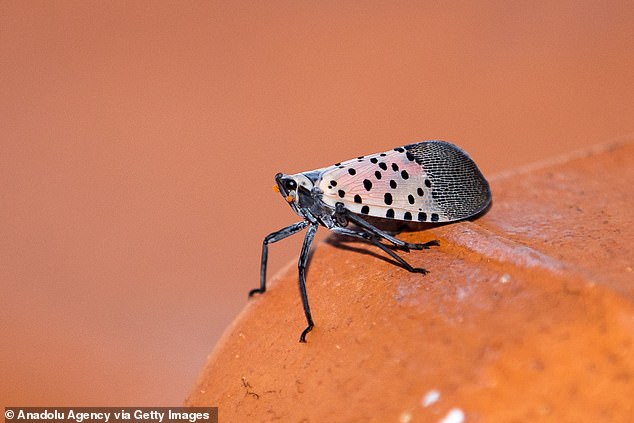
left=274, top=172, right=316, bottom=212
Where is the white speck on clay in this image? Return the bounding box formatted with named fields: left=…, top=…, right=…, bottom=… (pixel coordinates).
left=399, top=411, right=412, bottom=423
left=438, top=408, right=464, bottom=423
left=422, top=389, right=440, bottom=407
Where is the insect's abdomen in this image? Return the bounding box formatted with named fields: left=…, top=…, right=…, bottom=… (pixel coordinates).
left=317, top=140, right=491, bottom=223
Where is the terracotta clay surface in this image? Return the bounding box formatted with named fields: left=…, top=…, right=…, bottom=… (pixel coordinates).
left=187, top=139, right=634, bottom=421
left=3, top=1, right=634, bottom=406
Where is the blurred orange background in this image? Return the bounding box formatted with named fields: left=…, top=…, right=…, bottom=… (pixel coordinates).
left=1, top=1, right=633, bottom=405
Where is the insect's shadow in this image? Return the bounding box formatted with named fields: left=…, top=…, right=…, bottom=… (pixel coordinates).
left=325, top=235, right=405, bottom=269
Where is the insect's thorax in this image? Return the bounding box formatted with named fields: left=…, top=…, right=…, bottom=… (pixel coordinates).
left=276, top=170, right=340, bottom=228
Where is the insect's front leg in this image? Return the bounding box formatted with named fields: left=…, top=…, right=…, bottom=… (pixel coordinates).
left=249, top=220, right=310, bottom=297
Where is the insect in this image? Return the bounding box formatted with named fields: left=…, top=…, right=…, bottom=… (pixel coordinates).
left=249, top=140, right=491, bottom=342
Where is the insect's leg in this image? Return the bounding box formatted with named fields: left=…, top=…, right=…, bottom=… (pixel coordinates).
left=298, top=223, right=318, bottom=343
left=330, top=226, right=372, bottom=241
left=249, top=220, right=310, bottom=297
left=331, top=227, right=429, bottom=274
left=367, top=236, right=429, bottom=274
left=344, top=211, right=439, bottom=251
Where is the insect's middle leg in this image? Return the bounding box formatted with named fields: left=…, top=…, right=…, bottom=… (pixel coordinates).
left=298, top=223, right=318, bottom=343
left=331, top=227, right=430, bottom=274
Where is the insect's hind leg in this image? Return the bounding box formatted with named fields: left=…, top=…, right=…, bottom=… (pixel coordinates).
left=331, top=227, right=430, bottom=274
left=336, top=203, right=439, bottom=251
left=249, top=220, right=310, bottom=297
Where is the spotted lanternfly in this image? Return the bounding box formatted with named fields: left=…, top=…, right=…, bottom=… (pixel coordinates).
left=249, top=140, right=491, bottom=342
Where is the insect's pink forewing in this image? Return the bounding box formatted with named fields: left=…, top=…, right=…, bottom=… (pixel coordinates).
left=315, top=147, right=445, bottom=222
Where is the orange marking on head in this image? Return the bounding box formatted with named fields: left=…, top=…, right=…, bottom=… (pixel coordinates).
left=286, top=195, right=294, bottom=203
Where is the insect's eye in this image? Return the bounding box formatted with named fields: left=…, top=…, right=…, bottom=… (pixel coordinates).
left=284, top=179, right=297, bottom=191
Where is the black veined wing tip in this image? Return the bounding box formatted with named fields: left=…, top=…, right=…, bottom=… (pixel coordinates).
left=464, top=152, right=492, bottom=220
left=407, top=141, right=492, bottom=222
left=467, top=180, right=492, bottom=220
